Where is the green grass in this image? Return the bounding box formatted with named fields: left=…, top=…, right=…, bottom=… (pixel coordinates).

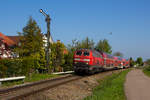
left=24, top=73, right=59, bottom=82
left=2, top=73, right=59, bottom=87
left=143, top=66, right=150, bottom=77
left=84, top=69, right=131, bottom=100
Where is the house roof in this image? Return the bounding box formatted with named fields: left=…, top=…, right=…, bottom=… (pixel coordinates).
left=0, top=32, right=15, bottom=46
left=7, top=36, right=21, bottom=45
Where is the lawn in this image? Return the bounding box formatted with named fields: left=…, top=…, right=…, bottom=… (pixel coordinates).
left=84, top=69, right=130, bottom=100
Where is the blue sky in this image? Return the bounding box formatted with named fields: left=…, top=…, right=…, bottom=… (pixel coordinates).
left=0, top=0, right=150, bottom=60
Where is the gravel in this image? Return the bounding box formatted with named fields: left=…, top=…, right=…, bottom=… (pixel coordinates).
left=39, top=70, right=122, bottom=100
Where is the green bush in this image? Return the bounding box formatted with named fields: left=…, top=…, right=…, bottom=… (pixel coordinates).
left=0, top=57, right=40, bottom=78
left=0, top=60, right=8, bottom=77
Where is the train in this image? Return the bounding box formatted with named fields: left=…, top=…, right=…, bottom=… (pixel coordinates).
left=73, top=49, right=130, bottom=74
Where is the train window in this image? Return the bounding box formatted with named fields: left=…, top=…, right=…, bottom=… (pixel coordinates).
left=83, top=51, right=89, bottom=56
left=76, top=51, right=82, bottom=56
left=96, top=51, right=102, bottom=58
left=92, top=51, right=102, bottom=58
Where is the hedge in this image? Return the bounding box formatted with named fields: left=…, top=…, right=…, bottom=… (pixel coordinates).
left=0, top=57, right=40, bottom=78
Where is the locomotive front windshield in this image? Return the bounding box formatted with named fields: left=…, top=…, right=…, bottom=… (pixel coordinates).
left=76, top=51, right=82, bottom=56
left=83, top=51, right=89, bottom=56
left=76, top=51, right=90, bottom=56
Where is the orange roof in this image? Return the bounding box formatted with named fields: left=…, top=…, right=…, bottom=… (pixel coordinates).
left=7, top=36, right=21, bottom=45
left=0, top=32, right=15, bottom=46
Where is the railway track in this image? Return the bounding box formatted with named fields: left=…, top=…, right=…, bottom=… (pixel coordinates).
left=0, top=74, right=82, bottom=100
left=0, top=69, right=125, bottom=100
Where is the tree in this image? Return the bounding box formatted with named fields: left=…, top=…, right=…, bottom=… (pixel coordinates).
left=67, top=37, right=94, bottom=50
left=62, top=51, right=74, bottom=71
left=16, top=17, right=44, bottom=57
left=129, top=57, right=135, bottom=67
left=113, top=52, right=123, bottom=57
left=80, top=37, right=95, bottom=49
left=136, top=57, right=143, bottom=66
left=95, top=39, right=112, bottom=54
left=64, top=39, right=79, bottom=71
left=50, top=40, right=65, bottom=72
left=15, top=17, right=46, bottom=73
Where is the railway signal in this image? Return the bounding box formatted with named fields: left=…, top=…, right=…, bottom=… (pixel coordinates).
left=39, top=9, right=51, bottom=73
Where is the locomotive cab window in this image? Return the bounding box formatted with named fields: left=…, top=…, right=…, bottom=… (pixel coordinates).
left=83, top=51, right=89, bottom=56
left=76, top=51, right=82, bottom=56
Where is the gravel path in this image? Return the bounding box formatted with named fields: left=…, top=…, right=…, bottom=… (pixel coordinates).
left=125, top=69, right=150, bottom=100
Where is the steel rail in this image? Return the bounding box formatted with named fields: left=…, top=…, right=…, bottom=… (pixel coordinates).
left=6, top=76, right=82, bottom=100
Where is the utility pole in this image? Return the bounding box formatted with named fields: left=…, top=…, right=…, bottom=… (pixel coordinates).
left=40, top=9, right=51, bottom=73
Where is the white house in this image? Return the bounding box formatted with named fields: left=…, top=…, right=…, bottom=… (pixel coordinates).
left=43, top=34, right=54, bottom=47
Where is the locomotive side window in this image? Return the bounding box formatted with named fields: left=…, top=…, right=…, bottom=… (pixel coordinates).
left=92, top=51, right=102, bottom=58
left=92, top=51, right=97, bottom=57
left=83, top=51, right=89, bottom=56
left=76, top=51, right=82, bottom=56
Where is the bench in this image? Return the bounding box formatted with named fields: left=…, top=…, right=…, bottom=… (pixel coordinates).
left=0, top=76, right=25, bottom=86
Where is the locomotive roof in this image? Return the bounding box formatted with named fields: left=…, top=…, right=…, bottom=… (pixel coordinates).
left=118, top=57, right=123, bottom=60
left=76, top=49, right=92, bottom=51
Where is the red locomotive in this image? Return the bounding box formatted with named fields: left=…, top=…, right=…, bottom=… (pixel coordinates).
left=73, top=49, right=130, bottom=74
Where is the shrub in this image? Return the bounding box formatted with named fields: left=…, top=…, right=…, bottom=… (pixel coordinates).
left=0, top=57, right=40, bottom=78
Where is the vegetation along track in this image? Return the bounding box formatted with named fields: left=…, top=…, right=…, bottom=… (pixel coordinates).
left=0, top=74, right=82, bottom=100
left=0, top=69, right=125, bottom=100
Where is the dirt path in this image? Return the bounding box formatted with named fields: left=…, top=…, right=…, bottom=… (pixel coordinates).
left=125, top=69, right=150, bottom=100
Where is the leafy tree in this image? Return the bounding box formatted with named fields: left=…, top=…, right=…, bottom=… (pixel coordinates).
left=113, top=52, right=123, bottom=57
left=136, top=57, right=143, bottom=66
left=80, top=37, right=95, bottom=49
left=63, top=51, right=74, bottom=71
left=67, top=37, right=94, bottom=53
left=67, top=37, right=94, bottom=50
left=129, top=57, right=135, bottom=67
left=50, top=41, right=65, bottom=72
left=16, top=17, right=44, bottom=57
left=67, top=39, right=80, bottom=51
left=15, top=17, right=46, bottom=73
left=64, top=39, right=79, bottom=71
left=95, top=39, right=112, bottom=54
